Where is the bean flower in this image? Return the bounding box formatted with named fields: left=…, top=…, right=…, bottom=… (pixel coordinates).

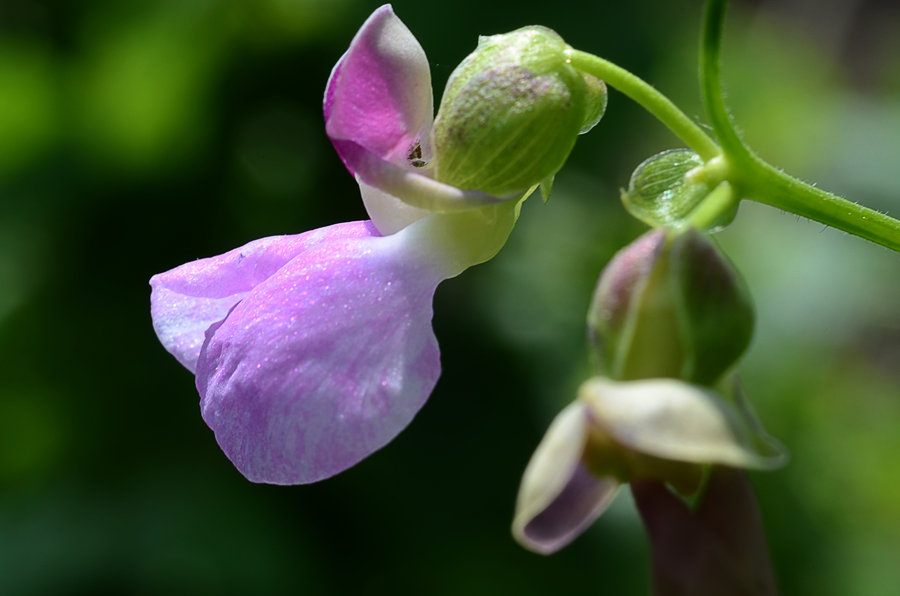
left=150, top=5, right=602, bottom=485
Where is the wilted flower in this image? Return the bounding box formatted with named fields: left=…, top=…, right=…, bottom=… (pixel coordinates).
left=512, top=377, right=785, bottom=554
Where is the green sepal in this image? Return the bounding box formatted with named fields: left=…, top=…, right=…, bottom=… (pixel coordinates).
left=540, top=175, right=554, bottom=203
left=670, top=230, right=754, bottom=385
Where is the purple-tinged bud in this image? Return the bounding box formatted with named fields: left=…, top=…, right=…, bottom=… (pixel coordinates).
left=588, top=228, right=754, bottom=385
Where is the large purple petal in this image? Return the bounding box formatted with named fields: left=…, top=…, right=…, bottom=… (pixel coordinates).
left=150, top=222, right=374, bottom=373
left=324, top=4, right=433, bottom=169
left=195, top=225, right=447, bottom=484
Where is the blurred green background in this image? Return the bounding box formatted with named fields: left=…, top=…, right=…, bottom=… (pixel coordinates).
left=1, top=0, right=898, bottom=593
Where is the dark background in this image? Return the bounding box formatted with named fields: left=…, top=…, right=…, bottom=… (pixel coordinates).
left=1, top=0, right=899, bottom=594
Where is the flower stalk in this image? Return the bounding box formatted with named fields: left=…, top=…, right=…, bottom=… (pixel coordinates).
left=700, top=0, right=900, bottom=252
left=564, top=49, right=721, bottom=161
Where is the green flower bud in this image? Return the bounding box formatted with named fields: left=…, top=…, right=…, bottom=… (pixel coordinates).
left=432, top=26, right=607, bottom=196
left=587, top=228, right=754, bottom=386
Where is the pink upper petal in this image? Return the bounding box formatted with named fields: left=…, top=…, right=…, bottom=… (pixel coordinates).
left=195, top=226, right=446, bottom=484
left=324, top=4, right=433, bottom=170
left=150, top=222, right=376, bottom=373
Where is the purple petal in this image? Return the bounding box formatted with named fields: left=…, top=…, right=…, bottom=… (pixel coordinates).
left=150, top=222, right=376, bottom=373
left=632, top=469, right=777, bottom=595
left=325, top=5, right=433, bottom=170
left=323, top=6, right=516, bottom=235
left=513, top=402, right=620, bottom=554
left=195, top=225, right=448, bottom=484
left=521, top=464, right=620, bottom=555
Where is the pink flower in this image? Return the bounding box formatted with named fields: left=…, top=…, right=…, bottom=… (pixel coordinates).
left=150, top=5, right=519, bottom=484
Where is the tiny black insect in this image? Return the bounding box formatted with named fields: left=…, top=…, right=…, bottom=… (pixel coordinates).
left=408, top=142, right=426, bottom=167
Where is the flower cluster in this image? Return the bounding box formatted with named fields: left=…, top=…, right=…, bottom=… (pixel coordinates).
left=139, top=3, right=900, bottom=593
left=150, top=6, right=786, bottom=577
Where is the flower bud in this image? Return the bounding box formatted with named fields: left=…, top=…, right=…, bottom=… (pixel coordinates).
left=431, top=26, right=606, bottom=196
left=587, top=228, right=754, bottom=385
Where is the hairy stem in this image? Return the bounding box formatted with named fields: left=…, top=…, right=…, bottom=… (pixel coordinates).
left=700, top=0, right=900, bottom=251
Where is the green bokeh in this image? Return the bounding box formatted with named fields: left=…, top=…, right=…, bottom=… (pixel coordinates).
left=1, top=0, right=898, bottom=594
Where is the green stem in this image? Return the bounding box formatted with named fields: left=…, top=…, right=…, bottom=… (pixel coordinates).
left=699, top=0, right=748, bottom=163
left=743, top=163, right=900, bottom=252
left=566, top=49, right=721, bottom=161
left=701, top=0, right=900, bottom=252
left=688, top=180, right=737, bottom=231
